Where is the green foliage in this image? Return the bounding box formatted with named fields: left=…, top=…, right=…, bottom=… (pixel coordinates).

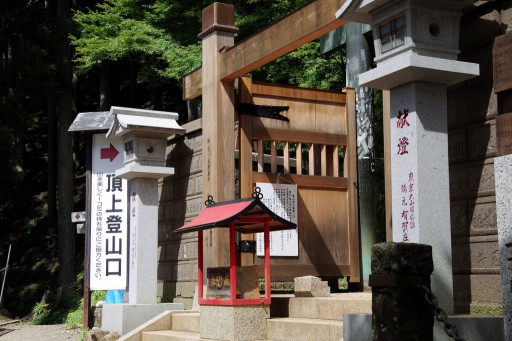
left=71, top=0, right=340, bottom=90
left=64, top=300, right=83, bottom=329
left=253, top=42, right=345, bottom=91
left=72, top=0, right=202, bottom=83
left=31, top=301, right=51, bottom=325
left=30, top=275, right=83, bottom=328
left=91, top=290, right=106, bottom=305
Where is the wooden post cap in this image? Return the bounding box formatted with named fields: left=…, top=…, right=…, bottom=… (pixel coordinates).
left=199, top=2, right=239, bottom=38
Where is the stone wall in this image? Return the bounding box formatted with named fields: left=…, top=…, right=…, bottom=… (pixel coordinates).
left=157, top=119, right=203, bottom=308
left=448, top=1, right=511, bottom=315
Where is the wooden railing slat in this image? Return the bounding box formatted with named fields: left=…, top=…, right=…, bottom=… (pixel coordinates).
left=284, top=141, right=290, bottom=174
left=321, top=144, right=327, bottom=176
left=297, top=142, right=303, bottom=175
left=309, top=144, right=315, bottom=176
left=257, top=140, right=264, bottom=172
left=333, top=146, right=339, bottom=177
left=271, top=141, right=277, bottom=174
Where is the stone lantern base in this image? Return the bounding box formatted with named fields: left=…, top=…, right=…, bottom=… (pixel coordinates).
left=200, top=305, right=270, bottom=341
left=102, top=302, right=184, bottom=335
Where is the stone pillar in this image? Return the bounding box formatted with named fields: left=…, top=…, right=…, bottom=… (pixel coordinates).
left=496, top=155, right=512, bottom=339
left=199, top=2, right=238, bottom=273
left=371, top=242, right=434, bottom=340
left=128, top=178, right=158, bottom=304
left=389, top=82, right=453, bottom=313
left=493, top=31, right=512, bottom=340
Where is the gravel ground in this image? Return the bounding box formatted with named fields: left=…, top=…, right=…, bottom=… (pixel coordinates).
left=0, top=323, right=81, bottom=341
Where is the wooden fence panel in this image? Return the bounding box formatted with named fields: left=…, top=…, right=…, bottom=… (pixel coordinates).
left=238, top=77, right=359, bottom=282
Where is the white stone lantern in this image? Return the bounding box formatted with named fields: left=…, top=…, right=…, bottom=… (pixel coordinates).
left=337, top=0, right=480, bottom=320
left=337, top=0, right=479, bottom=90
left=102, top=106, right=185, bottom=335
left=106, top=106, right=184, bottom=179
left=372, top=0, right=461, bottom=61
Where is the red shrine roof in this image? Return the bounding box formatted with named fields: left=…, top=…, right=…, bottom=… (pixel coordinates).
left=174, top=197, right=296, bottom=234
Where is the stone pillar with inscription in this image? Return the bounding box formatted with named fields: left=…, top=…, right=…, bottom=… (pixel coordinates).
left=101, top=107, right=186, bottom=335
left=493, top=30, right=512, bottom=339
left=336, top=0, right=479, bottom=315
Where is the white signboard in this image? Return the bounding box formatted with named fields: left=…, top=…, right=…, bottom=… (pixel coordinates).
left=90, top=134, right=128, bottom=290
left=256, top=183, right=298, bottom=257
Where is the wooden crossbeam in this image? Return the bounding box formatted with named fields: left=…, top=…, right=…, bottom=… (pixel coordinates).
left=182, top=68, right=202, bottom=101
left=252, top=127, right=348, bottom=146
left=182, top=0, right=348, bottom=100
left=220, top=0, right=348, bottom=81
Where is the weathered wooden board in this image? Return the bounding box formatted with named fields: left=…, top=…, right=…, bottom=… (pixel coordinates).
left=493, top=31, right=512, bottom=93
left=496, top=112, right=512, bottom=156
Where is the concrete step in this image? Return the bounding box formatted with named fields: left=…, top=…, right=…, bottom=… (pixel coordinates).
left=266, top=317, right=343, bottom=341
left=272, top=292, right=372, bottom=321
left=172, top=313, right=200, bottom=333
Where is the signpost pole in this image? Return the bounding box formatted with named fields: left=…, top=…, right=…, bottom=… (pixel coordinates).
left=83, top=132, right=92, bottom=329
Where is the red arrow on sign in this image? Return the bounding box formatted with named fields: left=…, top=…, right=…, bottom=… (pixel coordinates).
left=101, top=143, right=119, bottom=162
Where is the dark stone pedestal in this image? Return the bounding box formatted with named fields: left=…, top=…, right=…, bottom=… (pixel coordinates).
left=371, top=243, right=434, bottom=341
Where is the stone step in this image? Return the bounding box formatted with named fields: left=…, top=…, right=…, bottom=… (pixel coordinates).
left=171, top=313, right=200, bottom=333
left=266, top=317, right=343, bottom=341
left=272, top=292, right=372, bottom=321
left=141, top=293, right=370, bottom=341
left=142, top=330, right=203, bottom=341
left=142, top=320, right=345, bottom=341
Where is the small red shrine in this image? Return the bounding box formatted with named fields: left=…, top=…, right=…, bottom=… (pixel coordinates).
left=174, top=189, right=296, bottom=306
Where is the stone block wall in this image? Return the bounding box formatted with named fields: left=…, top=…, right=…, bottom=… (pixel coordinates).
left=447, top=1, right=511, bottom=315
left=157, top=119, right=203, bottom=308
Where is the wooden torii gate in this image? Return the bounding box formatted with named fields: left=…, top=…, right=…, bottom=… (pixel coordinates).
left=182, top=1, right=356, bottom=281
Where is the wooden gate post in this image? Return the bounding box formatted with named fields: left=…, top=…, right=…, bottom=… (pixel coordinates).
left=199, top=3, right=238, bottom=271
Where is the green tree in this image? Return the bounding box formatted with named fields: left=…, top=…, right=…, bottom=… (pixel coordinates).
left=55, top=0, right=77, bottom=298
left=71, top=0, right=344, bottom=110
left=0, top=0, right=80, bottom=315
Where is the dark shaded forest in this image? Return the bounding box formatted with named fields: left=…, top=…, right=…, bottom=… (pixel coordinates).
left=0, top=0, right=347, bottom=320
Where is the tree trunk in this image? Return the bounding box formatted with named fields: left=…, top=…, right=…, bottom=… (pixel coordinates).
left=56, top=0, right=76, bottom=296
left=47, top=96, right=57, bottom=238
left=128, top=60, right=138, bottom=107
left=99, top=61, right=112, bottom=111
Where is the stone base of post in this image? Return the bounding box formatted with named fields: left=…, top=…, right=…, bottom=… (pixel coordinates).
left=370, top=242, right=434, bottom=340
left=101, top=303, right=184, bottom=335
left=200, top=305, right=269, bottom=341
